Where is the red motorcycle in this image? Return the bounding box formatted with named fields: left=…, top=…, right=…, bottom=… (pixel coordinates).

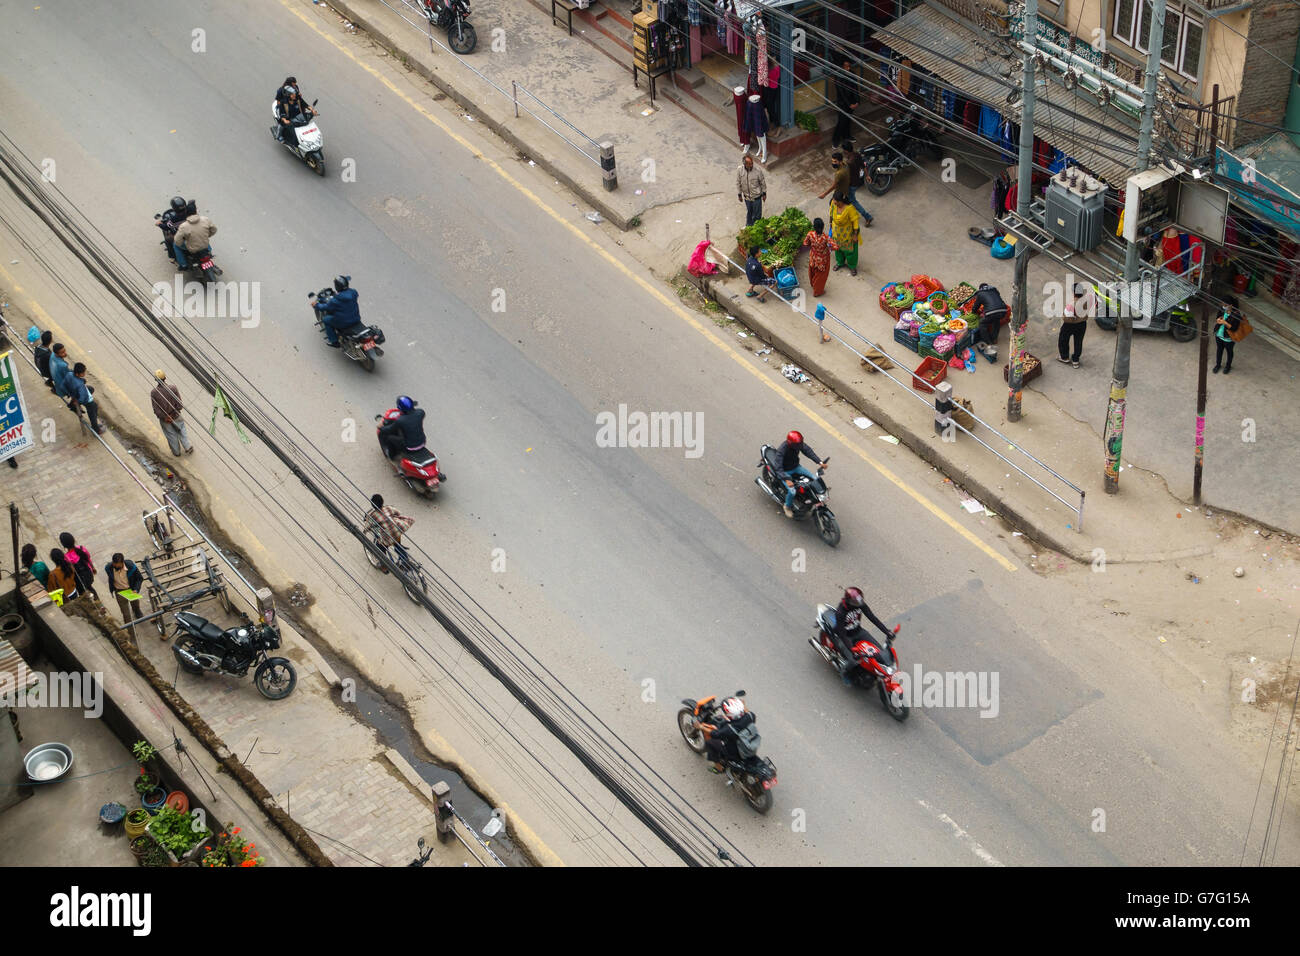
left=375, top=409, right=444, bottom=497
left=810, top=604, right=908, bottom=721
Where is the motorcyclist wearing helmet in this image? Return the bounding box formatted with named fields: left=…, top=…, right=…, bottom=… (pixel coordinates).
left=314, top=275, right=364, bottom=347
left=172, top=206, right=218, bottom=271
left=831, top=586, right=894, bottom=681
left=156, top=195, right=191, bottom=262
left=379, top=396, right=427, bottom=461
left=275, top=78, right=317, bottom=144
left=775, top=429, right=827, bottom=518
left=704, top=696, right=756, bottom=773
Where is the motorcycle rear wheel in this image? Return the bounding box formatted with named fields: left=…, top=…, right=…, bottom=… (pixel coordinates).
left=743, top=783, right=774, bottom=814
left=878, top=682, right=910, bottom=722
left=172, top=635, right=205, bottom=675
left=255, top=658, right=297, bottom=700
left=866, top=163, right=894, bottom=196
left=815, top=509, right=841, bottom=548
left=357, top=353, right=376, bottom=372
left=449, top=22, right=477, bottom=54
left=1170, top=320, right=1197, bottom=343
left=677, top=708, right=707, bottom=753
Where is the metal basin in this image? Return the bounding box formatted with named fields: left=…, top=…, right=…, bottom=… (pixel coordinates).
left=24, top=742, right=73, bottom=782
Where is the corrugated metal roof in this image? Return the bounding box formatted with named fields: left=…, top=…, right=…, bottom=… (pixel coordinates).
left=880, top=4, right=1143, bottom=186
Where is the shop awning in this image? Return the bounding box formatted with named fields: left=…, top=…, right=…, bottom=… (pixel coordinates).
left=878, top=3, right=1143, bottom=186
left=1216, top=135, right=1300, bottom=242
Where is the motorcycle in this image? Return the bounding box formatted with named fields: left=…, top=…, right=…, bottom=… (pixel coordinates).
left=810, top=604, right=907, bottom=721
left=419, top=0, right=477, bottom=54
left=308, top=287, right=386, bottom=372
left=375, top=409, right=445, bottom=496
left=170, top=610, right=297, bottom=700
left=755, top=445, right=840, bottom=547
left=859, top=107, right=943, bottom=197
left=676, top=690, right=777, bottom=814
left=271, top=98, right=325, bottom=176
left=154, top=212, right=221, bottom=284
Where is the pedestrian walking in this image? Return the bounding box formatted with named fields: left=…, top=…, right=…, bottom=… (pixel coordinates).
left=1213, top=296, right=1245, bottom=375
left=831, top=58, right=860, bottom=149
left=744, top=247, right=775, bottom=302
left=59, top=532, right=100, bottom=601
left=21, top=543, right=50, bottom=588
left=66, top=363, right=105, bottom=434
left=736, top=154, right=767, bottom=227
left=103, top=552, right=144, bottom=635
left=828, top=194, right=860, bottom=276
left=1056, top=283, right=1094, bottom=368
left=49, top=343, right=72, bottom=406
left=46, top=549, right=80, bottom=604
left=150, top=370, right=193, bottom=455
left=841, top=141, right=874, bottom=226
left=33, top=330, right=54, bottom=389
left=801, top=218, right=839, bottom=303
left=818, top=151, right=851, bottom=202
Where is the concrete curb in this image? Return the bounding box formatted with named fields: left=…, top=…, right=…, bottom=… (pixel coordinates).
left=321, top=0, right=632, bottom=230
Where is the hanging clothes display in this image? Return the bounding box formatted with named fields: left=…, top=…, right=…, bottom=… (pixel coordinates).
left=998, top=118, right=1016, bottom=164
left=733, top=86, right=749, bottom=147
left=991, top=171, right=1010, bottom=216
left=726, top=4, right=742, bottom=55
left=962, top=100, right=979, bottom=132
left=687, top=0, right=701, bottom=27
left=755, top=20, right=768, bottom=87
left=978, top=105, right=1000, bottom=141
left=744, top=92, right=769, bottom=137
left=896, top=59, right=912, bottom=97
left=942, top=89, right=956, bottom=120
left=1047, top=148, right=1066, bottom=174
left=716, top=0, right=728, bottom=42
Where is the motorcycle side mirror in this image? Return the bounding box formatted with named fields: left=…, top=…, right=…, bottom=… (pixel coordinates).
left=735, top=689, right=746, bottom=698
left=154, top=213, right=162, bottom=220
left=307, top=292, right=316, bottom=300
left=312, top=99, right=319, bottom=106
left=374, top=414, right=383, bottom=423
left=893, top=625, right=901, bottom=634
left=416, top=837, right=425, bottom=849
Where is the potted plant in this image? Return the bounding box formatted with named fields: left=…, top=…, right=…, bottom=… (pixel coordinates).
left=132, top=740, right=159, bottom=769
left=135, top=766, right=161, bottom=797
left=129, top=835, right=153, bottom=862
left=139, top=839, right=172, bottom=868
left=146, top=804, right=211, bottom=865
left=124, top=807, right=151, bottom=840
left=201, top=824, right=264, bottom=867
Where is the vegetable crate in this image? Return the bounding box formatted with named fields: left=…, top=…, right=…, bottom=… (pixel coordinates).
left=912, top=356, right=948, bottom=393
left=893, top=327, right=919, bottom=352
left=1003, top=353, right=1043, bottom=385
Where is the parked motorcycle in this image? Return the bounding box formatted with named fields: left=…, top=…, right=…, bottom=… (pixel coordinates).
left=154, top=212, right=221, bottom=284
left=308, top=287, right=386, bottom=371
left=676, top=690, right=777, bottom=814
left=171, top=610, right=297, bottom=700
left=271, top=98, right=325, bottom=176
left=419, top=0, right=477, bottom=54
left=375, top=408, right=445, bottom=496
left=755, top=445, right=840, bottom=546
left=859, top=107, right=943, bottom=197
left=810, top=604, right=907, bottom=721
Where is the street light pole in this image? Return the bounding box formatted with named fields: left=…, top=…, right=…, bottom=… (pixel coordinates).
left=1104, top=0, right=1167, bottom=494
left=1193, top=84, right=1221, bottom=504
left=1007, top=0, right=1038, bottom=422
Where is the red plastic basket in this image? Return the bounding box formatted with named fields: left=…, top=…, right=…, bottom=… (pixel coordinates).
left=912, top=356, right=948, bottom=393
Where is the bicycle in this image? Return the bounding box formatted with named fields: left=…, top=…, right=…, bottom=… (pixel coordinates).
left=363, top=529, right=429, bottom=605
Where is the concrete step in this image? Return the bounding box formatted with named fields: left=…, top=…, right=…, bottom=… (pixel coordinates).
left=675, top=65, right=706, bottom=90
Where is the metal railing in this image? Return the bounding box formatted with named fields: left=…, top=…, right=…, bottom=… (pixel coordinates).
left=363, top=0, right=609, bottom=169
left=696, top=236, right=1086, bottom=530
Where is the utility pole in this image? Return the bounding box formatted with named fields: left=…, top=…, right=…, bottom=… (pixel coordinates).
left=1104, top=0, right=1167, bottom=493
left=1193, top=84, right=1221, bottom=504
left=1007, top=0, right=1038, bottom=422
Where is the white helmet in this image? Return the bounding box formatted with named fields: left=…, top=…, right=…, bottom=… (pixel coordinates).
left=721, top=697, right=745, bottom=720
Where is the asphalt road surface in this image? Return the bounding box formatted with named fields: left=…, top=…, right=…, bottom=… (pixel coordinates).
left=0, top=0, right=1280, bottom=866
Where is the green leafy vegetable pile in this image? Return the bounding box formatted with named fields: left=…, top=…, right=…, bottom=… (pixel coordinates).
left=736, top=207, right=813, bottom=269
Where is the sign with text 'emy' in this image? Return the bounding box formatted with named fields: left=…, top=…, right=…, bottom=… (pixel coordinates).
left=0, top=350, right=34, bottom=463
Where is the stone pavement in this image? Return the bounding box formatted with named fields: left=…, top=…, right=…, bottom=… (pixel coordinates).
left=2, top=331, right=482, bottom=867
left=317, top=0, right=1300, bottom=547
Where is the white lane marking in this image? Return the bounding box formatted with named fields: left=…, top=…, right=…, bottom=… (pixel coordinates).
left=917, top=799, right=1004, bottom=867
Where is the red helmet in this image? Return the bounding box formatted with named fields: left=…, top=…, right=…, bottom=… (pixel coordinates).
left=786, top=430, right=803, bottom=445
left=843, top=587, right=864, bottom=608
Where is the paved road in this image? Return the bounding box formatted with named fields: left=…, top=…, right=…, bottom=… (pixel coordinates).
left=0, top=0, right=1279, bottom=865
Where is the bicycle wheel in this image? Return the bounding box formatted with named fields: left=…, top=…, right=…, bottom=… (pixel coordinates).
left=363, top=534, right=388, bottom=573
left=402, top=562, right=428, bottom=605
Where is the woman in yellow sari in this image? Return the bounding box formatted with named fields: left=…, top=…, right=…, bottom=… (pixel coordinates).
left=828, top=193, right=860, bottom=276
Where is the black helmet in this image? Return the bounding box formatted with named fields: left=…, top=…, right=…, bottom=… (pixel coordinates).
left=169, top=196, right=187, bottom=212
left=370, top=493, right=384, bottom=509
left=843, top=587, right=864, bottom=608
left=333, top=275, right=351, bottom=292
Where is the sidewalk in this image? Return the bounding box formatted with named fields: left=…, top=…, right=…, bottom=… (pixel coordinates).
left=319, top=0, right=1300, bottom=547
left=4, top=338, right=483, bottom=866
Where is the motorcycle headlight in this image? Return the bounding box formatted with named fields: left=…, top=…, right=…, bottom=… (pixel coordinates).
left=883, top=664, right=895, bottom=676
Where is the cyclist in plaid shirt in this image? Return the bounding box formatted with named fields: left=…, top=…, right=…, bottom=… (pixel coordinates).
left=365, top=493, right=414, bottom=548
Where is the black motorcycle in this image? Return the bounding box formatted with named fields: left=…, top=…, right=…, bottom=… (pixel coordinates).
left=308, top=287, right=386, bottom=372
left=755, top=445, right=841, bottom=547
left=170, top=611, right=297, bottom=700
left=419, top=0, right=476, bottom=54
left=153, top=210, right=221, bottom=284
left=676, top=691, right=777, bottom=814
left=859, top=108, right=943, bottom=197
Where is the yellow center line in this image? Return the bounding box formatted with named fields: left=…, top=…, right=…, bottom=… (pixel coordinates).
left=280, top=1, right=1016, bottom=574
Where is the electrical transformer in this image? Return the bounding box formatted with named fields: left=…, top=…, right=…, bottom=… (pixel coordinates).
left=1043, top=168, right=1107, bottom=251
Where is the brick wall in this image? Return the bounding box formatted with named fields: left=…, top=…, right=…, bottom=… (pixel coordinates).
left=1234, top=0, right=1300, bottom=147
